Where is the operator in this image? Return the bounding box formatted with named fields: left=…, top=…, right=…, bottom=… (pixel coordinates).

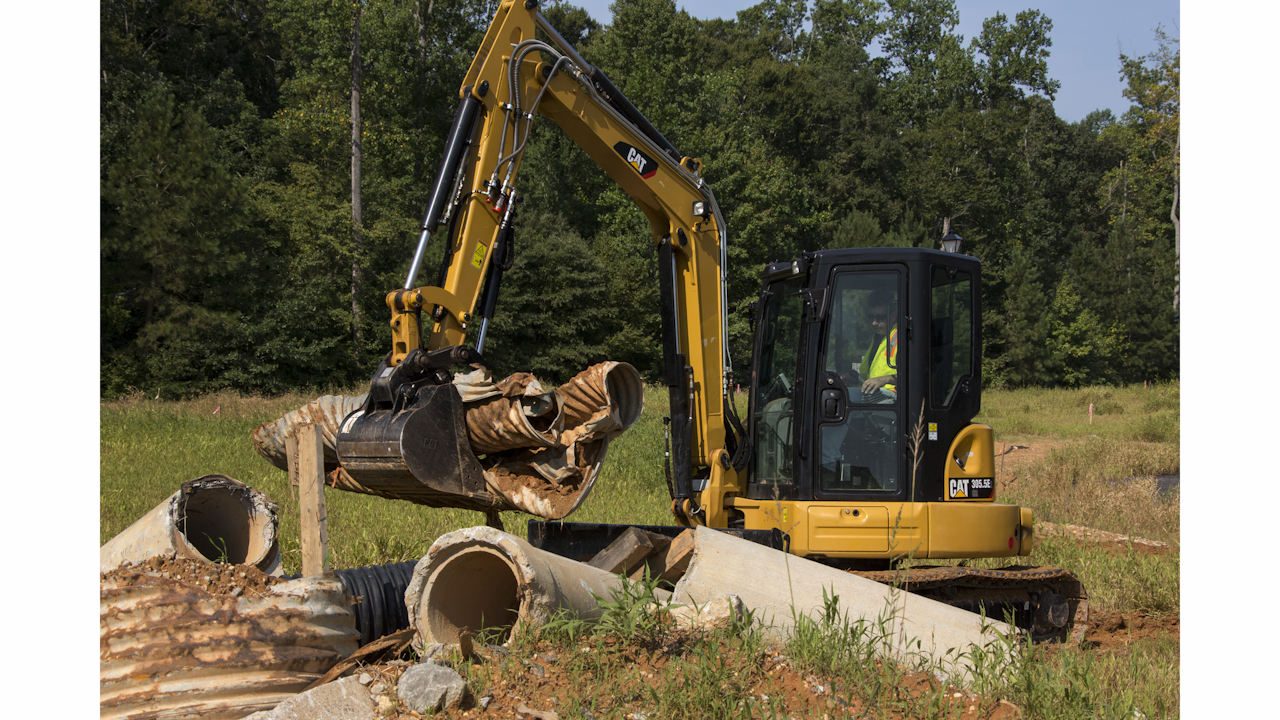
left=858, top=290, right=898, bottom=403
left=820, top=289, right=898, bottom=488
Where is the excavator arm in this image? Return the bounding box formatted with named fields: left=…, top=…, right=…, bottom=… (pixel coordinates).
left=379, top=0, right=742, bottom=525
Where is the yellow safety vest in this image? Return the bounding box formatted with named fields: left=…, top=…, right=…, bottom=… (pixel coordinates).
left=862, top=327, right=898, bottom=393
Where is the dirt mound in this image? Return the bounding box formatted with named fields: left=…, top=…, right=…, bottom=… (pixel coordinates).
left=1084, top=611, right=1179, bottom=651
left=101, top=554, right=283, bottom=597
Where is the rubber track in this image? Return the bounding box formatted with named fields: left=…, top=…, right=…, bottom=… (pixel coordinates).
left=850, top=565, right=1086, bottom=598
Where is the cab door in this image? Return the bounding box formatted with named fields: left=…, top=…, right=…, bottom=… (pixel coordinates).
left=807, top=266, right=907, bottom=552
left=811, top=266, right=907, bottom=499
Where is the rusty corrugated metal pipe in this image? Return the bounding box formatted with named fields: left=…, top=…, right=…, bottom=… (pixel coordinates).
left=250, top=362, right=645, bottom=522
left=100, top=571, right=359, bottom=719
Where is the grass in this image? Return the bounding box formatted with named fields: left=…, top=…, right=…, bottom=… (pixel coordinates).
left=102, top=380, right=1179, bottom=717
left=437, top=568, right=1176, bottom=720
left=978, top=380, right=1180, bottom=444
left=100, top=385, right=678, bottom=571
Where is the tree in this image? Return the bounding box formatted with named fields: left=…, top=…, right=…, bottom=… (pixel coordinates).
left=350, top=2, right=365, bottom=363
left=1114, top=26, right=1179, bottom=310
left=1071, top=221, right=1178, bottom=382
left=480, top=210, right=611, bottom=383
left=101, top=85, right=247, bottom=394
left=1048, top=277, right=1127, bottom=387
left=991, top=245, right=1055, bottom=387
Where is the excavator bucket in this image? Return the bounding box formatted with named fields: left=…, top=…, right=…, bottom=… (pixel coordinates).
left=250, top=353, right=645, bottom=520
left=336, top=383, right=495, bottom=510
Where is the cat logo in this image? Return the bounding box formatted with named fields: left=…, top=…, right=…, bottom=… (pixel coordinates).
left=613, top=141, right=658, bottom=179
left=949, top=477, right=994, bottom=500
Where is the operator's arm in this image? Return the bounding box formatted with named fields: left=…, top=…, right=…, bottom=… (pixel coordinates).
left=861, top=373, right=896, bottom=393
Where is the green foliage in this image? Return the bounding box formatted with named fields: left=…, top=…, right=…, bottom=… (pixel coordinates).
left=989, top=246, right=1055, bottom=388
left=100, top=0, right=1178, bottom=395
left=1049, top=277, right=1128, bottom=387
left=590, top=569, right=670, bottom=647
left=1071, top=221, right=1178, bottom=382
left=480, top=210, right=612, bottom=383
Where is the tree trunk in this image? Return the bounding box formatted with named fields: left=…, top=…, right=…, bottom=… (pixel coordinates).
left=350, top=5, right=364, bottom=363
left=411, top=1, right=433, bottom=193
left=1170, top=131, right=1180, bottom=311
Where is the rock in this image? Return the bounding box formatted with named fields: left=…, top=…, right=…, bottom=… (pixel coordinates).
left=668, top=594, right=745, bottom=632
left=397, top=662, right=468, bottom=713
left=242, top=676, right=375, bottom=720
left=357, top=673, right=373, bottom=686
left=479, top=694, right=493, bottom=709
left=997, top=699, right=1022, bottom=718
left=516, top=703, right=559, bottom=720
left=369, top=682, right=386, bottom=695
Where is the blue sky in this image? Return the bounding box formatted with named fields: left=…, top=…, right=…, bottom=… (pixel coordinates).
left=564, top=1, right=1180, bottom=123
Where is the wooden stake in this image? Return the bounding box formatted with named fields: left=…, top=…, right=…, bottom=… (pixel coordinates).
left=295, top=423, right=328, bottom=576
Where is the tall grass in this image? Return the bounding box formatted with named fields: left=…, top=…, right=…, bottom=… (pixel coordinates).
left=1001, top=437, right=1180, bottom=544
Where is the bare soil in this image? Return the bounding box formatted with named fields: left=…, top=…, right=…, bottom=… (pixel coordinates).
left=994, top=440, right=1071, bottom=491
left=100, top=555, right=282, bottom=596
left=1080, top=610, right=1179, bottom=652
left=358, top=637, right=1025, bottom=720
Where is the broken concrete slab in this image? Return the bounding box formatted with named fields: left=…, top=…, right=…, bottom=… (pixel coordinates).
left=405, top=526, right=671, bottom=648
left=672, top=527, right=1019, bottom=683
left=668, top=593, right=746, bottom=632
left=396, top=662, right=469, bottom=713
left=242, top=676, right=375, bottom=720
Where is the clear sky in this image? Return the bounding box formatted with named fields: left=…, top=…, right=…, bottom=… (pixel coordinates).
left=565, top=1, right=1180, bottom=123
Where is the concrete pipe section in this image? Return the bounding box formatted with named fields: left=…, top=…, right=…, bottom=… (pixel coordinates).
left=673, top=527, right=1019, bottom=684
left=405, top=526, right=670, bottom=647
left=101, top=474, right=283, bottom=575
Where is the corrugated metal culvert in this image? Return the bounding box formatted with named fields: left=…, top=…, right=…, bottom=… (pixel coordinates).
left=250, top=362, right=644, bottom=521
left=100, top=571, right=359, bottom=720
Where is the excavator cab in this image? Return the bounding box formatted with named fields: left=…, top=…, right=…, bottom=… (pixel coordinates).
left=748, top=247, right=982, bottom=503
left=736, top=248, right=1018, bottom=562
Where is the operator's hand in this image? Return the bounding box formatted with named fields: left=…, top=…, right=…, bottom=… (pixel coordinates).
left=860, top=375, right=893, bottom=394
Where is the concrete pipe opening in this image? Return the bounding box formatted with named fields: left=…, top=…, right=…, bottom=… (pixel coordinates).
left=423, top=547, right=521, bottom=643
left=101, top=474, right=282, bottom=574
left=179, top=487, right=269, bottom=565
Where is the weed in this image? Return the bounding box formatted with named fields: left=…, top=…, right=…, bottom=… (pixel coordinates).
left=1141, top=394, right=1178, bottom=412
left=591, top=569, right=671, bottom=648
left=201, top=533, right=230, bottom=564
left=1129, top=412, right=1179, bottom=443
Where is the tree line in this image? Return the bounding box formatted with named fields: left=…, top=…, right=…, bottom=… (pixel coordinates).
left=100, top=0, right=1179, bottom=397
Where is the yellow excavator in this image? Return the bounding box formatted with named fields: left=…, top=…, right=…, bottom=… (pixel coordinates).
left=335, top=0, right=1084, bottom=640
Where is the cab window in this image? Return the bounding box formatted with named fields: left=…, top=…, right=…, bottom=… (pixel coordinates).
left=751, top=275, right=804, bottom=487
left=930, top=266, right=973, bottom=408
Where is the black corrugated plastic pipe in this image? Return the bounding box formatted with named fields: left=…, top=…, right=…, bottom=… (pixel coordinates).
left=331, top=561, right=418, bottom=646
